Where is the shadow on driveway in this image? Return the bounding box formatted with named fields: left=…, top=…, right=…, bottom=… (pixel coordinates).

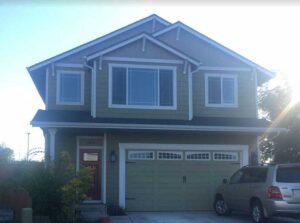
left=111, top=211, right=299, bottom=223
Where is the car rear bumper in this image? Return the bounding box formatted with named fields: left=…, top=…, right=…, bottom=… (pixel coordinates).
left=264, top=200, right=300, bottom=217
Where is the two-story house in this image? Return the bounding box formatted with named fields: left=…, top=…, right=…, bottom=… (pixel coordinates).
left=28, top=15, right=284, bottom=211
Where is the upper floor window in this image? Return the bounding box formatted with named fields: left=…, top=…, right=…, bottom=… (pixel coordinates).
left=205, top=74, right=238, bottom=107
left=109, top=64, right=176, bottom=109
left=57, top=70, right=84, bottom=105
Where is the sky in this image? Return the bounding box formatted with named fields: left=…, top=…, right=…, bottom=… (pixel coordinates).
left=0, top=2, right=300, bottom=160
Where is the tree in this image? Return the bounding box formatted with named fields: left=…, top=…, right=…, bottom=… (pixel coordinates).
left=259, top=75, right=300, bottom=162
left=0, top=143, right=14, bottom=162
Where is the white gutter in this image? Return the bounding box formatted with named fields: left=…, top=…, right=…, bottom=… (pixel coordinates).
left=31, top=121, right=287, bottom=133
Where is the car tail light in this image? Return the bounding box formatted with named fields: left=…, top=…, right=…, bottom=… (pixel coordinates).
left=267, top=186, right=283, bottom=200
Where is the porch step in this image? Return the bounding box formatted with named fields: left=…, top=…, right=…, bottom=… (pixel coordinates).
left=79, top=202, right=107, bottom=222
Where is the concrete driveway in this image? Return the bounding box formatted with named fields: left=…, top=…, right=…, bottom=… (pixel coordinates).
left=111, top=211, right=299, bottom=223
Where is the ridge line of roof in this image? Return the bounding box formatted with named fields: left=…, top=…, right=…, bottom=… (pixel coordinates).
left=153, top=21, right=274, bottom=78
left=27, top=14, right=171, bottom=72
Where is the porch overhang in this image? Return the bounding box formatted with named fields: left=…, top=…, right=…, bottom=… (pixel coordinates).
left=31, top=110, right=287, bottom=134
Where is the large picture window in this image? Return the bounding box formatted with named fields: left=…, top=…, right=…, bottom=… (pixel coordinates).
left=57, top=71, right=84, bottom=105
left=110, top=64, right=176, bottom=109
left=205, top=74, right=237, bottom=107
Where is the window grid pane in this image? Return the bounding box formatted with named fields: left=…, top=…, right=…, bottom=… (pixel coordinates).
left=186, top=152, right=210, bottom=160
left=213, top=152, right=238, bottom=161
left=222, top=77, right=235, bottom=104
left=157, top=151, right=183, bottom=160
left=159, top=69, right=173, bottom=106
left=112, top=67, right=127, bottom=105
left=60, top=73, right=81, bottom=103
left=208, top=77, right=221, bottom=104
left=128, top=151, right=154, bottom=160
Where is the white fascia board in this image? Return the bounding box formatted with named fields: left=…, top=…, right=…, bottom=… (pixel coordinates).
left=86, top=34, right=200, bottom=66
left=153, top=22, right=274, bottom=78
left=27, top=15, right=171, bottom=72
left=31, top=121, right=287, bottom=133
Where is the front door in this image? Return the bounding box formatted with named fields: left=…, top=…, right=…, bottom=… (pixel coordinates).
left=80, top=149, right=102, bottom=200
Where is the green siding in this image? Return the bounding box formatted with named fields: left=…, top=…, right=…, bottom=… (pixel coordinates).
left=95, top=40, right=189, bottom=119
left=193, top=70, right=257, bottom=118
left=47, top=66, right=91, bottom=111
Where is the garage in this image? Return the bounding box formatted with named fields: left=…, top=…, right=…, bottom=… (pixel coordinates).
left=120, top=144, right=248, bottom=211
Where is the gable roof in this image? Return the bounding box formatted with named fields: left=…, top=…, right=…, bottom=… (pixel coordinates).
left=153, top=22, right=274, bottom=78
left=86, top=33, right=201, bottom=65
left=28, top=14, right=170, bottom=72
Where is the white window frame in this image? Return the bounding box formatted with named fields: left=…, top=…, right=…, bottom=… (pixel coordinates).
left=185, top=151, right=211, bottom=161
left=157, top=151, right=183, bottom=160
left=128, top=151, right=155, bottom=160
left=108, top=63, right=177, bottom=110
left=205, top=73, right=238, bottom=108
left=213, top=152, right=239, bottom=161
left=56, top=70, right=85, bottom=105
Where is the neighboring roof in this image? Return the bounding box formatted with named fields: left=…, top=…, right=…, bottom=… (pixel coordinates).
left=86, top=33, right=201, bottom=65
left=31, top=110, right=285, bottom=133
left=28, top=14, right=170, bottom=72
left=153, top=22, right=274, bottom=78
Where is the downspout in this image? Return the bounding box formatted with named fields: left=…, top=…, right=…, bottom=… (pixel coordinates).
left=83, top=57, right=95, bottom=117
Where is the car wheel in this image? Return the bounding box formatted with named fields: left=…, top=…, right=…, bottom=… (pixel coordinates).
left=214, top=195, right=231, bottom=216
left=251, top=200, right=267, bottom=223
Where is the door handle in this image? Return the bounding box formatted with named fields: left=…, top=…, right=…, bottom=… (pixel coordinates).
left=183, top=176, right=186, bottom=184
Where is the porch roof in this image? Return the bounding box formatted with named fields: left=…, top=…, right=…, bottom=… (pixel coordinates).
left=31, top=110, right=285, bottom=134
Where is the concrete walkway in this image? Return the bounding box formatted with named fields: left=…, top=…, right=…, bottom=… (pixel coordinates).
left=110, top=211, right=299, bottom=223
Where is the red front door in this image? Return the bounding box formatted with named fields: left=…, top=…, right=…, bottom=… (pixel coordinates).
left=80, top=149, right=101, bottom=200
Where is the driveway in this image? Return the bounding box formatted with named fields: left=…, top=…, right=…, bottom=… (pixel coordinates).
left=111, top=211, right=299, bottom=223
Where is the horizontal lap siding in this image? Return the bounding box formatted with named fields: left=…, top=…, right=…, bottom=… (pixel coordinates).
left=95, top=40, right=189, bottom=119
left=47, top=66, right=91, bottom=111
left=106, top=131, right=255, bottom=206
left=193, top=70, right=256, bottom=118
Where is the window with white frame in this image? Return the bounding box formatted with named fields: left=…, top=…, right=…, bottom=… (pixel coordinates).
left=213, top=152, right=238, bottom=161
left=186, top=152, right=211, bottom=160
left=110, top=64, right=176, bottom=109
left=128, top=151, right=155, bottom=160
left=157, top=151, right=183, bottom=160
left=205, top=74, right=237, bottom=107
left=57, top=71, right=84, bottom=105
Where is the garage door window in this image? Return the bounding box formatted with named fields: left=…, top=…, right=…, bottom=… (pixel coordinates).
left=158, top=151, right=183, bottom=160
left=186, top=152, right=210, bottom=160
left=128, top=151, right=154, bottom=160
left=213, top=152, right=238, bottom=161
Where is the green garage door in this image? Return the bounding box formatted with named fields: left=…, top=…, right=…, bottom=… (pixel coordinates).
left=125, top=149, right=241, bottom=211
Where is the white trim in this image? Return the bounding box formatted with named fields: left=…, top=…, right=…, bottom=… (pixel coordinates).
left=176, top=27, right=181, bottom=40
left=188, top=65, right=193, bottom=120
left=48, top=128, right=57, bottom=161
left=28, top=15, right=171, bottom=72
left=45, top=67, right=49, bottom=109
left=86, top=34, right=200, bottom=66
left=185, top=151, right=211, bottom=161
left=205, top=73, right=238, bottom=108
left=56, top=70, right=85, bottom=105
left=128, top=151, right=155, bottom=160
left=253, top=69, right=259, bottom=118
left=195, top=66, right=251, bottom=72
left=157, top=151, right=183, bottom=160
left=76, top=136, right=106, bottom=202
left=91, top=60, right=97, bottom=117
left=118, top=143, right=249, bottom=208
left=153, top=22, right=274, bottom=78
left=55, top=63, right=84, bottom=68
left=108, top=63, right=177, bottom=110
left=102, top=57, right=183, bottom=64
left=31, top=121, right=286, bottom=134
left=213, top=151, right=239, bottom=161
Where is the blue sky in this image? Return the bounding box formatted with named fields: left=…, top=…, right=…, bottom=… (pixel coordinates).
left=1, top=3, right=299, bottom=159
